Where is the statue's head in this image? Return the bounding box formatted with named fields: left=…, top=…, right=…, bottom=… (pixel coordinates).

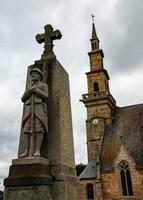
left=30, top=68, right=43, bottom=81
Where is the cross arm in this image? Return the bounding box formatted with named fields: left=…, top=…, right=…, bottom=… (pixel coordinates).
left=35, top=33, right=45, bottom=44
left=52, top=30, right=62, bottom=40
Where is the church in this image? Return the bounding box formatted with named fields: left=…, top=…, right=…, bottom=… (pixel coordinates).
left=79, top=22, right=143, bottom=200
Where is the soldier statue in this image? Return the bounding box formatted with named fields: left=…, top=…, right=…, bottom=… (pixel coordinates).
left=20, top=68, right=48, bottom=158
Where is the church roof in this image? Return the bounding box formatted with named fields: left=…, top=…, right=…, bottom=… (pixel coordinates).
left=101, top=103, right=143, bottom=172
left=79, top=160, right=96, bottom=180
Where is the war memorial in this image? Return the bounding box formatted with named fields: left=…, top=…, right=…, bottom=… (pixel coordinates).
left=3, top=24, right=80, bottom=200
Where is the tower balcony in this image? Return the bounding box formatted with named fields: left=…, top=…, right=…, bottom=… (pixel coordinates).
left=81, top=90, right=116, bottom=106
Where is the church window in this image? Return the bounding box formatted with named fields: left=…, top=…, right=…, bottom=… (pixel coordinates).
left=94, top=82, right=99, bottom=92
left=86, top=183, right=94, bottom=200
left=119, top=161, right=133, bottom=196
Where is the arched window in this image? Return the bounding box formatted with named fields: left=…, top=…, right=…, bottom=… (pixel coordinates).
left=86, top=183, right=94, bottom=200
left=119, top=161, right=133, bottom=196
left=94, top=82, right=99, bottom=92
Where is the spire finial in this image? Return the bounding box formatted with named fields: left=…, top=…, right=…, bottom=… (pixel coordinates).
left=91, top=14, right=95, bottom=24
left=91, top=14, right=97, bottom=39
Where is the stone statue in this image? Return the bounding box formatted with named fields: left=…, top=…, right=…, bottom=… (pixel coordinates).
left=20, top=68, right=48, bottom=158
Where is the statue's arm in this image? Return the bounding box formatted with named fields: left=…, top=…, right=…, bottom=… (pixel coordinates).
left=35, top=84, right=49, bottom=99
left=21, top=89, right=31, bottom=102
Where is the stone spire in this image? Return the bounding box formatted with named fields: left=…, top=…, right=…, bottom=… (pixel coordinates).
left=88, top=20, right=103, bottom=71
left=92, top=22, right=97, bottom=39
left=90, top=18, right=100, bottom=51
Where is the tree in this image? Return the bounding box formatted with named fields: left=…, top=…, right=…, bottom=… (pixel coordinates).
left=76, top=163, right=86, bottom=176
left=0, top=190, right=3, bottom=200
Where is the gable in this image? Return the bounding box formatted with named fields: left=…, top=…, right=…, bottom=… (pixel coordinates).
left=114, top=145, right=135, bottom=167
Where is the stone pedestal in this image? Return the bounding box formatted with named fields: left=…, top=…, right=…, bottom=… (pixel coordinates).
left=52, top=180, right=80, bottom=200
left=4, top=158, right=53, bottom=200
left=4, top=185, right=52, bottom=200
left=4, top=157, right=81, bottom=200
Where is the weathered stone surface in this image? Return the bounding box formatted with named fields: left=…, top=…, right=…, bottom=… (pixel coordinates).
left=102, top=145, right=143, bottom=200
left=12, top=157, right=49, bottom=165
left=19, top=67, right=49, bottom=158
left=18, top=59, right=76, bottom=176
left=4, top=185, right=53, bottom=200
left=52, top=181, right=80, bottom=200
left=4, top=161, right=52, bottom=187
left=36, top=24, right=62, bottom=59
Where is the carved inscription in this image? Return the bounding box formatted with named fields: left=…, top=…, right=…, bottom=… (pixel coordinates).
left=7, top=188, right=38, bottom=200
left=60, top=92, right=74, bottom=167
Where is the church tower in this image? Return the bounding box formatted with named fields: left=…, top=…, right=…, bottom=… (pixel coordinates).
left=80, top=19, right=116, bottom=200
left=80, top=19, right=143, bottom=200
left=82, top=21, right=116, bottom=163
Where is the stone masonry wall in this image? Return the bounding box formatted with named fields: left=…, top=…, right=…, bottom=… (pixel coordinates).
left=102, top=145, right=143, bottom=200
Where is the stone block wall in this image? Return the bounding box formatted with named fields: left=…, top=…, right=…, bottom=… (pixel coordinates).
left=102, top=145, right=143, bottom=200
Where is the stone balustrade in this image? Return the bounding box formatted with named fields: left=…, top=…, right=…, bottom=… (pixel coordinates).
left=82, top=90, right=116, bottom=105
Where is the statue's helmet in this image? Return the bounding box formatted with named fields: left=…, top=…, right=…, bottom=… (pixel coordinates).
left=30, top=68, right=43, bottom=80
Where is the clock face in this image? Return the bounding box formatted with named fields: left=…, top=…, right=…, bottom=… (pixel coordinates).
left=93, top=118, right=99, bottom=126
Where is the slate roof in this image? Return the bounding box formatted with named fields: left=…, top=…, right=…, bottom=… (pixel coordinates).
left=79, top=160, right=96, bottom=180
left=101, top=103, right=143, bottom=172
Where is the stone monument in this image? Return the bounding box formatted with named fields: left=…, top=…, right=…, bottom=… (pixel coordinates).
left=4, top=24, right=80, bottom=200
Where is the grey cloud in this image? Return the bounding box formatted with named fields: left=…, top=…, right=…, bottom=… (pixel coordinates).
left=0, top=141, right=18, bottom=161
left=0, top=0, right=63, bottom=65
left=100, top=0, right=143, bottom=74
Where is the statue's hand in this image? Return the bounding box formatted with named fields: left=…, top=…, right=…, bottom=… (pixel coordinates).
left=29, top=86, right=37, bottom=94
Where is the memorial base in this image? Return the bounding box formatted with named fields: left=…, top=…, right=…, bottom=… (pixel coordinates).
left=4, top=158, right=81, bottom=200
left=51, top=180, right=80, bottom=200
left=3, top=158, right=53, bottom=200
left=4, top=185, right=52, bottom=200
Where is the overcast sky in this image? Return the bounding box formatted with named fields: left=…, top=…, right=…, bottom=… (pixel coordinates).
left=0, top=0, right=143, bottom=191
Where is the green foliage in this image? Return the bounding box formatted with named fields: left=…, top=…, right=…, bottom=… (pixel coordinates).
left=0, top=191, right=3, bottom=200
left=76, top=163, right=86, bottom=176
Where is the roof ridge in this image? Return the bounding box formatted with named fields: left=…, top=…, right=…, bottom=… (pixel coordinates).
left=118, top=102, right=143, bottom=109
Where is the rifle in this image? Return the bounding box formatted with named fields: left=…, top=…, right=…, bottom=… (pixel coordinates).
left=29, top=92, right=35, bottom=156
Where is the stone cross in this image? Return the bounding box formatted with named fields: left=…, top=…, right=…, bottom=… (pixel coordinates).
left=36, top=24, right=62, bottom=56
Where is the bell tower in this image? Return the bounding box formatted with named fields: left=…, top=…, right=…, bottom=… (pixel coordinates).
left=81, top=20, right=116, bottom=163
